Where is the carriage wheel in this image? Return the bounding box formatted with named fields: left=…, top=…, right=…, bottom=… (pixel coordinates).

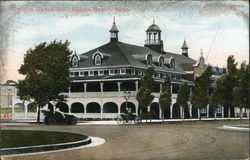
left=134, top=116, right=142, bottom=124
left=124, top=118, right=132, bottom=125
left=116, top=115, right=124, bottom=125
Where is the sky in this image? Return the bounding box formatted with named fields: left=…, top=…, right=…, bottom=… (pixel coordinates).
left=0, top=1, right=249, bottom=83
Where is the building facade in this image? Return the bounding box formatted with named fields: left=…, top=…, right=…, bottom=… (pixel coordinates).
left=54, top=20, right=202, bottom=119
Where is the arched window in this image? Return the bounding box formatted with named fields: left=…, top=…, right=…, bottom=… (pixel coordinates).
left=170, top=59, right=175, bottom=69
left=72, top=57, right=78, bottom=67
left=147, top=54, right=153, bottom=66
left=95, top=54, right=101, bottom=65
left=159, top=57, right=164, bottom=67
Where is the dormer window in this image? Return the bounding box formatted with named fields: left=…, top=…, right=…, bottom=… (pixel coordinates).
left=146, top=54, right=153, bottom=66
left=159, top=57, right=164, bottom=67
left=170, top=58, right=175, bottom=69
left=72, top=57, right=78, bottom=67
left=92, top=50, right=105, bottom=66
left=95, top=54, right=101, bottom=65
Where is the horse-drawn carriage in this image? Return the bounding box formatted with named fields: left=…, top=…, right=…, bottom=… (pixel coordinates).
left=116, top=110, right=155, bottom=125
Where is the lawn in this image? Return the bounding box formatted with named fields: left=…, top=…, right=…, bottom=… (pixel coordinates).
left=1, top=130, right=88, bottom=148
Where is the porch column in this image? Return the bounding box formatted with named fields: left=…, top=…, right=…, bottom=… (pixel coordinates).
left=228, top=107, right=231, bottom=118
left=160, top=83, right=162, bottom=92
left=84, top=106, right=87, bottom=119
left=68, top=86, right=71, bottom=93
left=207, top=104, right=209, bottom=118
left=189, top=103, right=192, bottom=118
left=84, top=83, right=87, bottom=93
left=117, top=82, right=121, bottom=92
left=84, top=83, right=87, bottom=98
left=136, top=104, right=139, bottom=116
left=198, top=108, right=200, bottom=119
left=68, top=105, right=71, bottom=114
left=170, top=84, right=173, bottom=94
left=170, top=104, right=173, bottom=119
left=180, top=107, right=183, bottom=119
left=24, top=102, right=28, bottom=119
left=135, top=81, right=139, bottom=92
left=222, top=106, right=224, bottom=118
left=100, top=82, right=103, bottom=93
left=118, top=105, right=121, bottom=115
left=101, top=106, right=103, bottom=120
left=159, top=105, right=162, bottom=119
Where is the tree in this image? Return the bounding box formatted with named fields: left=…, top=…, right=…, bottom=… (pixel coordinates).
left=177, top=82, right=190, bottom=121
left=210, top=82, right=222, bottom=120
left=159, top=77, right=172, bottom=121
left=216, top=55, right=238, bottom=118
left=232, top=62, right=249, bottom=122
left=17, top=40, right=72, bottom=123
left=136, top=67, right=155, bottom=114
left=191, top=66, right=213, bottom=120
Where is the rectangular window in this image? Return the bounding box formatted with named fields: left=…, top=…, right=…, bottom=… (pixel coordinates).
left=138, top=70, right=142, bottom=75
left=126, top=69, right=131, bottom=74
left=109, top=69, right=115, bottom=75
left=94, top=71, right=98, bottom=76
left=120, top=69, right=126, bottom=74
left=156, top=72, right=160, bottom=77
left=75, top=72, right=79, bottom=77
left=84, top=71, right=88, bottom=76
left=104, top=70, right=109, bottom=75
left=131, top=69, right=135, bottom=75
left=99, top=70, right=104, bottom=76
left=80, top=72, right=84, bottom=76
left=171, top=74, right=176, bottom=79
left=89, top=71, right=94, bottom=76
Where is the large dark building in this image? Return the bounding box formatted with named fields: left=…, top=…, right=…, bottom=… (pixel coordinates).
left=56, top=19, right=199, bottom=119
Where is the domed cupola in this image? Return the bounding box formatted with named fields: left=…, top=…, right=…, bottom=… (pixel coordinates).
left=144, top=19, right=164, bottom=53
left=181, top=39, right=189, bottom=57
left=109, top=17, right=119, bottom=43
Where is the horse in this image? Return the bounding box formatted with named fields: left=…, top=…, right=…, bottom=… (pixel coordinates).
left=138, top=110, right=155, bottom=124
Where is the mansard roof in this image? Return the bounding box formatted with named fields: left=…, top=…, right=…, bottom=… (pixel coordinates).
left=76, top=41, right=196, bottom=74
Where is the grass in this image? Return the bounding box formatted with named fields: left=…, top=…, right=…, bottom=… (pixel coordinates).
left=0, top=107, right=36, bottom=114
left=235, top=125, right=250, bottom=128
left=0, top=130, right=88, bottom=148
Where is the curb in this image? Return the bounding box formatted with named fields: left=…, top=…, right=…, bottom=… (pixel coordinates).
left=216, top=125, right=249, bottom=132
left=0, top=137, right=92, bottom=156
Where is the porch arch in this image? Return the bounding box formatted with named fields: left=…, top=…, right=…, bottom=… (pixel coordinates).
left=56, top=102, right=69, bottom=112
left=71, top=102, right=85, bottom=113
left=150, top=102, right=160, bottom=119
left=103, top=102, right=118, bottom=113
left=121, top=102, right=136, bottom=113
left=86, top=102, right=101, bottom=113
left=172, top=103, right=180, bottom=119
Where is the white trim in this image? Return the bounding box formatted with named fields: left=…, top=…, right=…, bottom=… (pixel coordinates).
left=72, top=78, right=140, bottom=82
left=69, top=65, right=131, bottom=71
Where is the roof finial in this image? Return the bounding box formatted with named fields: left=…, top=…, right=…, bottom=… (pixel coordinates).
left=200, top=48, right=203, bottom=56
left=113, top=16, right=115, bottom=24
left=153, top=18, right=155, bottom=24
